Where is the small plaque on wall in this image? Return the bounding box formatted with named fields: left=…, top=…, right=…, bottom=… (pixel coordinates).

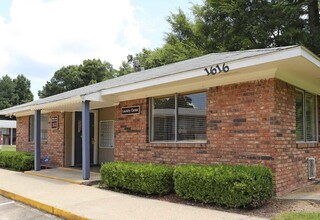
left=51, top=116, right=59, bottom=129
left=121, top=106, right=140, bottom=115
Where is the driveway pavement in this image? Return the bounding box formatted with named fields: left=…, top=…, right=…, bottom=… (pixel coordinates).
left=0, top=168, right=266, bottom=220
left=0, top=195, right=60, bottom=220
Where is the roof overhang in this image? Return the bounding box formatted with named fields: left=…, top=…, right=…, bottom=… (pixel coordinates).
left=1, top=46, right=319, bottom=117
left=92, top=46, right=319, bottom=102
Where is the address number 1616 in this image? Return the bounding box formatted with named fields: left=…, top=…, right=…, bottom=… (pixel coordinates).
left=204, top=63, right=229, bottom=76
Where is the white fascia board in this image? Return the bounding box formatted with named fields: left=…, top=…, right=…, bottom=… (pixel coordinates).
left=0, top=106, right=31, bottom=117
left=14, top=111, right=34, bottom=117
left=82, top=92, right=103, bottom=102
left=100, top=47, right=303, bottom=97
left=82, top=92, right=119, bottom=105
left=300, top=47, right=320, bottom=68
left=118, top=68, right=277, bottom=101
left=30, top=96, right=82, bottom=111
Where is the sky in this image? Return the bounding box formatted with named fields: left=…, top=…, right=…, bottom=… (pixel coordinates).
left=0, top=0, right=202, bottom=99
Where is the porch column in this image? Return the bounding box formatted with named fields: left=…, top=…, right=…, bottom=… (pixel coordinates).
left=10, top=128, right=13, bottom=145
left=82, top=100, right=90, bottom=180
left=34, top=110, right=41, bottom=171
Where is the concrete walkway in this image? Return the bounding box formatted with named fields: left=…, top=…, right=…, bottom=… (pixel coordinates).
left=25, top=167, right=101, bottom=185
left=0, top=169, right=265, bottom=220
left=278, top=181, right=320, bottom=200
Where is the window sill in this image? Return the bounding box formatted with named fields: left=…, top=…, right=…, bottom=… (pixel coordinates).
left=149, top=141, right=207, bottom=148
left=296, top=142, right=320, bottom=149
left=29, top=140, right=48, bottom=144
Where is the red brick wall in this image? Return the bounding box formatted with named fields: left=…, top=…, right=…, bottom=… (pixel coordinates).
left=272, top=80, right=320, bottom=195
left=16, top=116, right=32, bottom=151
left=115, top=80, right=275, bottom=167
left=16, top=112, right=65, bottom=167
left=114, top=99, right=150, bottom=162
left=114, top=78, right=320, bottom=196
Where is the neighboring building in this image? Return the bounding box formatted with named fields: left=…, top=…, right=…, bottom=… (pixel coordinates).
left=0, top=120, right=16, bottom=145
left=0, top=45, right=319, bottom=196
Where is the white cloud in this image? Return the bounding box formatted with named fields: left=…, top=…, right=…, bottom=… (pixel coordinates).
left=0, top=0, right=150, bottom=97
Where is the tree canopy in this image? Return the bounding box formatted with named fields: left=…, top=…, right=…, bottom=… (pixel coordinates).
left=0, top=74, right=33, bottom=110
left=38, top=59, right=117, bottom=98
left=136, top=0, right=319, bottom=69
left=38, top=0, right=319, bottom=98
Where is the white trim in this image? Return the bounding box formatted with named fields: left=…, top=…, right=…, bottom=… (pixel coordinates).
left=92, top=110, right=99, bottom=164
left=71, top=112, right=75, bottom=166
left=150, top=141, right=207, bottom=144
left=295, top=89, right=318, bottom=143
left=99, top=47, right=303, bottom=97
left=316, top=96, right=319, bottom=143
left=116, top=68, right=278, bottom=102
left=150, top=92, right=207, bottom=142
left=301, top=47, right=320, bottom=68
left=99, top=120, right=115, bottom=148
left=30, top=96, right=82, bottom=111
left=0, top=46, right=319, bottom=117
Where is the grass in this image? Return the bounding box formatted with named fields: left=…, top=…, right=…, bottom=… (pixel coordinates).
left=0, top=145, right=16, bottom=152
left=273, top=212, right=320, bottom=220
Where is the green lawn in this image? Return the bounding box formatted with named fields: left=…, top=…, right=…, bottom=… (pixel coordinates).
left=0, top=145, right=16, bottom=152
left=273, top=212, right=320, bottom=220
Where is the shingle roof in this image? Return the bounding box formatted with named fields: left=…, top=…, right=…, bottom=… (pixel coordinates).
left=0, top=45, right=301, bottom=114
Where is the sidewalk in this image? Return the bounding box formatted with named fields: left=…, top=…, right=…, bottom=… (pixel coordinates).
left=0, top=169, right=266, bottom=220
left=278, top=181, right=320, bottom=200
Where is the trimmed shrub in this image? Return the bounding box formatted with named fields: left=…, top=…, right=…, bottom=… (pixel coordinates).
left=173, top=164, right=273, bottom=208
left=100, top=162, right=174, bottom=195
left=0, top=151, right=34, bottom=171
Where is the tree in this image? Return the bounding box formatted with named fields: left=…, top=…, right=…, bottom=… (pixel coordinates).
left=306, top=0, right=320, bottom=55
left=13, top=74, right=34, bottom=105
left=117, top=61, right=134, bottom=77
left=136, top=0, right=319, bottom=70
left=0, top=75, right=16, bottom=110
left=38, top=59, right=117, bottom=98
left=0, top=74, right=33, bottom=110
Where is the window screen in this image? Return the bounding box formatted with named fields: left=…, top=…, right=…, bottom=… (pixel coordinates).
left=295, top=89, right=318, bottom=142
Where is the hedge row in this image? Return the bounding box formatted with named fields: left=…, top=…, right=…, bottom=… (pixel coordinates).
left=0, top=151, right=34, bottom=171
left=173, top=164, right=273, bottom=208
left=101, top=162, right=273, bottom=208
left=100, top=162, right=174, bottom=195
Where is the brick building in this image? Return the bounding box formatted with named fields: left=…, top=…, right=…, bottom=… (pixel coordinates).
left=0, top=120, right=16, bottom=146
left=0, top=46, right=319, bottom=196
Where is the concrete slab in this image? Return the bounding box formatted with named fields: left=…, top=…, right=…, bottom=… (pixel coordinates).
left=0, top=168, right=266, bottom=220
left=24, top=167, right=100, bottom=185
left=278, top=181, right=320, bottom=200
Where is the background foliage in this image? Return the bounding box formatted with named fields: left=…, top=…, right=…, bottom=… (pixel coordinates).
left=1, top=0, right=319, bottom=101
left=0, top=74, right=33, bottom=110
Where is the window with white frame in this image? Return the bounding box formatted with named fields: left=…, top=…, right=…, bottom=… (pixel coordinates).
left=99, top=120, right=114, bottom=148
left=295, top=89, right=318, bottom=142
left=150, top=92, right=207, bottom=142
left=29, top=114, right=48, bottom=141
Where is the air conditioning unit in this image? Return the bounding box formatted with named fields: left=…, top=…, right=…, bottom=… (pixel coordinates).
left=307, top=157, right=316, bottom=180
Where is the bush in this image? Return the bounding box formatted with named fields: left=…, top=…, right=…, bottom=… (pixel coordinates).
left=100, top=162, right=174, bottom=195
left=0, top=151, right=34, bottom=171
left=173, top=164, right=273, bottom=208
